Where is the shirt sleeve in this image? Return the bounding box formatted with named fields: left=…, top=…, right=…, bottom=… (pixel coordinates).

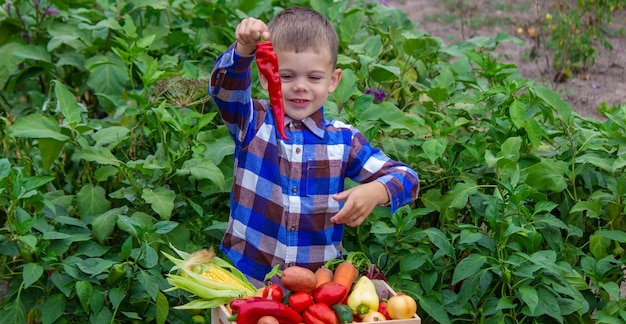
left=209, top=43, right=257, bottom=143
left=345, top=128, right=420, bottom=213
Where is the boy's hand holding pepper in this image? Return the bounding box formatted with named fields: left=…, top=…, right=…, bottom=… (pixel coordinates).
left=330, top=181, right=390, bottom=227
left=235, top=17, right=271, bottom=55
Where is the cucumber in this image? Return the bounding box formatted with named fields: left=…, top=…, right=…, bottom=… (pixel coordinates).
left=332, top=304, right=353, bottom=324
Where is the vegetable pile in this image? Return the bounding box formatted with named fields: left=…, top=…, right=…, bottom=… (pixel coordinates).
left=164, top=249, right=418, bottom=323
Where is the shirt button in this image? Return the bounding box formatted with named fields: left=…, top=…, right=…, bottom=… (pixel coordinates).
left=292, top=187, right=297, bottom=194
left=296, top=148, right=301, bottom=154
left=290, top=226, right=296, bottom=232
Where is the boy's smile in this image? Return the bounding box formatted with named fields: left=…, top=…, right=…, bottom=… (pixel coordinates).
left=260, top=49, right=342, bottom=121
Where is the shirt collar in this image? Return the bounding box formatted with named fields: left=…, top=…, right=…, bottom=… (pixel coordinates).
left=284, top=108, right=326, bottom=139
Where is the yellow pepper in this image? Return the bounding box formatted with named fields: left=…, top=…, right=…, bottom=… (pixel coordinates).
left=347, top=276, right=379, bottom=317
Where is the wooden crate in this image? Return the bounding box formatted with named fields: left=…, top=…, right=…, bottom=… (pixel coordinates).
left=211, top=281, right=421, bottom=324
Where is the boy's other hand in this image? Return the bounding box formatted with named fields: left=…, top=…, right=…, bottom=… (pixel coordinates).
left=235, top=18, right=271, bottom=55
left=330, top=181, right=390, bottom=227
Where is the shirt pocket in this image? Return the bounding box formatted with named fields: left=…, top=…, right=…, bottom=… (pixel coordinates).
left=305, top=159, right=344, bottom=197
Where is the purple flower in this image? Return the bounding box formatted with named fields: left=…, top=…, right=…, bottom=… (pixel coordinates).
left=364, top=88, right=387, bottom=103
left=379, top=0, right=388, bottom=6
left=44, top=8, right=59, bottom=15
left=5, top=3, right=10, bottom=13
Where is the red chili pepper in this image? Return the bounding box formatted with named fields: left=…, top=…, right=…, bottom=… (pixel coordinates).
left=302, top=303, right=339, bottom=324
left=312, top=282, right=348, bottom=307
left=377, top=301, right=392, bottom=320
left=255, top=41, right=289, bottom=140
left=233, top=298, right=302, bottom=324
left=288, top=291, right=314, bottom=313
left=230, top=297, right=267, bottom=315
left=262, top=284, right=284, bottom=302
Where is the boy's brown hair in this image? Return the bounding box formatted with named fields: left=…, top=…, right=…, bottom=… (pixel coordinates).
left=267, top=7, right=338, bottom=67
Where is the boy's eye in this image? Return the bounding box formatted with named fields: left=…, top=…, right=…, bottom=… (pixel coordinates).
left=280, top=74, right=293, bottom=80
left=309, top=76, right=322, bottom=81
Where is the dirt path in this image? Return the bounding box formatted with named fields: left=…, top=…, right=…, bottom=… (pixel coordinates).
left=390, top=0, right=626, bottom=120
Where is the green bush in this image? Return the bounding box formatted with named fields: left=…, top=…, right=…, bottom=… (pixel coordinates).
left=1, top=0, right=625, bottom=323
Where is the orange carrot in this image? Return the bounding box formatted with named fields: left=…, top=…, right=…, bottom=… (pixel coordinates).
left=332, top=261, right=358, bottom=291
left=315, top=267, right=334, bottom=287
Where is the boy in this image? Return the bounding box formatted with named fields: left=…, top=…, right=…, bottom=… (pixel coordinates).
left=209, top=7, right=419, bottom=287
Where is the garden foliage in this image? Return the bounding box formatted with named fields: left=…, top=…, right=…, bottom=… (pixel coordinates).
left=1, top=0, right=625, bottom=323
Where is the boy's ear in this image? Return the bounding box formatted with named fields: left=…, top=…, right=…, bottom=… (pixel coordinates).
left=328, top=68, right=343, bottom=93
left=258, top=69, right=269, bottom=90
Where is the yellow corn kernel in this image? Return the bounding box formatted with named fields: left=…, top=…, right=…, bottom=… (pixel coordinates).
left=201, top=264, right=249, bottom=290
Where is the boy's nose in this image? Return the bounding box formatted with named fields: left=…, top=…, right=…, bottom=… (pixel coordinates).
left=292, top=78, right=307, bottom=91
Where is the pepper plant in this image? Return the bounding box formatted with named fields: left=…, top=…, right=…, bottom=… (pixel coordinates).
left=1, top=0, right=625, bottom=323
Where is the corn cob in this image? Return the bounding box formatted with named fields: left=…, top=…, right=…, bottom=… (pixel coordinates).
left=162, top=245, right=257, bottom=309
left=197, top=263, right=252, bottom=291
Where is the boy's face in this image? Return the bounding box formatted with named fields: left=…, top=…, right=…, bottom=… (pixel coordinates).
left=260, top=49, right=342, bottom=121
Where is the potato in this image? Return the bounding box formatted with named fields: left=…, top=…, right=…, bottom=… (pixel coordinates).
left=257, top=316, right=279, bottom=324
left=280, top=265, right=317, bottom=292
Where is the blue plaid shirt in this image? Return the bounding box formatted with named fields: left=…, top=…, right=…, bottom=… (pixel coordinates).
left=209, top=44, right=420, bottom=285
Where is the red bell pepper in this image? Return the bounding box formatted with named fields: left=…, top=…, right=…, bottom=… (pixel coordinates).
left=231, top=298, right=302, bottom=324
left=312, top=282, right=348, bottom=306
left=255, top=41, right=289, bottom=140
left=377, top=301, right=392, bottom=320
left=288, top=291, right=314, bottom=313
left=230, top=297, right=266, bottom=314
left=262, top=284, right=284, bottom=302
left=302, top=303, right=339, bottom=324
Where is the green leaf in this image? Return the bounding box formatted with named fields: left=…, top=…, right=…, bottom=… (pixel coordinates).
left=177, top=158, right=226, bottom=191
left=92, top=126, right=130, bottom=147
left=140, top=242, right=158, bottom=268
left=142, top=187, right=175, bottom=220
left=109, top=287, right=126, bottom=309
left=524, top=118, right=543, bottom=147
left=332, top=69, right=359, bottom=104
left=518, top=285, right=539, bottom=313
left=358, top=102, right=422, bottom=134
left=534, top=86, right=572, bottom=125
left=370, top=63, right=400, bottom=83
left=39, top=294, right=66, bottom=324
left=156, top=291, right=169, bottom=324
left=75, top=280, right=93, bottom=312
left=0, top=299, right=27, bottom=324
left=53, top=80, right=82, bottom=124
left=8, top=114, right=70, bottom=141
left=91, top=208, right=125, bottom=243
left=154, top=221, right=178, bottom=234
left=594, top=230, right=626, bottom=243
left=423, top=137, right=446, bottom=163
left=86, top=54, right=129, bottom=95
left=423, top=227, right=455, bottom=258
left=18, top=235, right=37, bottom=250
left=575, top=153, right=613, bottom=173
left=444, top=180, right=478, bottom=210
left=0, top=158, right=10, bottom=180
left=77, top=184, right=111, bottom=218
left=22, top=263, right=44, bottom=289
left=72, top=146, right=122, bottom=166
left=590, top=234, right=612, bottom=259
left=13, top=44, right=52, bottom=62
left=452, top=254, right=487, bottom=285
left=76, top=258, right=116, bottom=276
left=570, top=200, right=602, bottom=218
left=37, top=138, right=65, bottom=171
left=509, top=99, right=525, bottom=128
left=138, top=270, right=160, bottom=301
left=415, top=295, right=451, bottom=324
left=338, top=8, right=365, bottom=47
left=523, top=160, right=567, bottom=192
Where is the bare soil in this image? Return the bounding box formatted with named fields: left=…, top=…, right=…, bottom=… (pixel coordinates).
left=390, top=0, right=626, bottom=120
